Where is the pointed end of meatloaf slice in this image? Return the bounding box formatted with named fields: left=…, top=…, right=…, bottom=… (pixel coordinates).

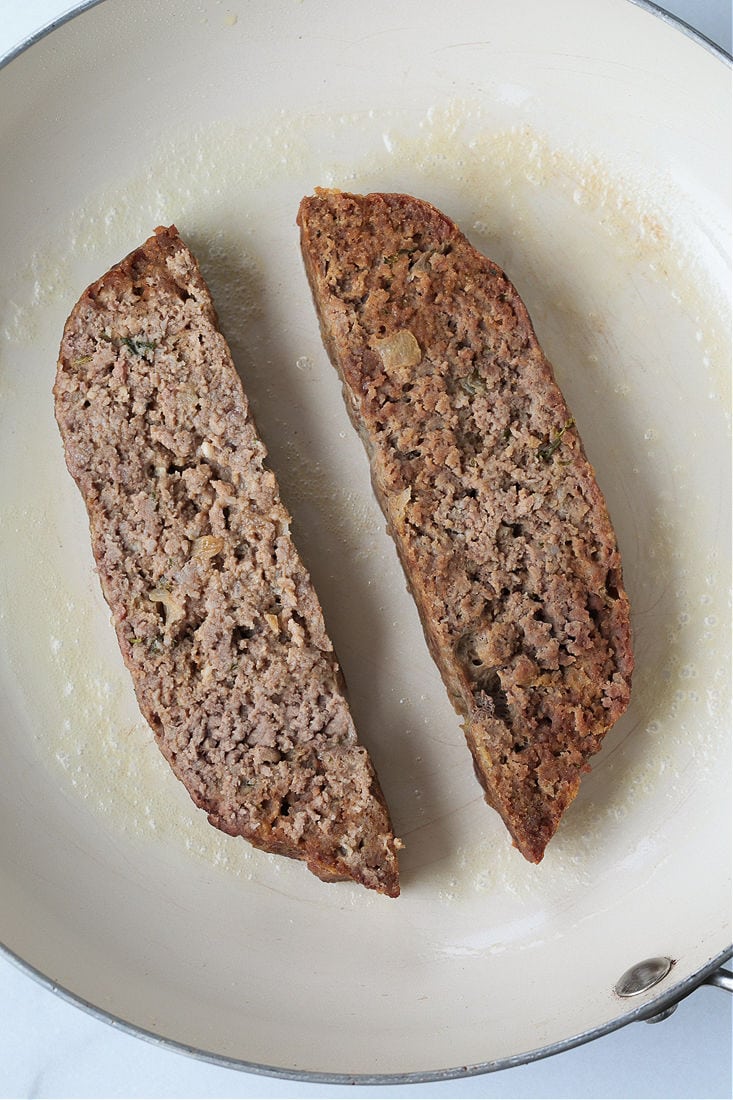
left=298, top=189, right=633, bottom=864
left=55, top=224, right=400, bottom=897
left=467, top=714, right=583, bottom=863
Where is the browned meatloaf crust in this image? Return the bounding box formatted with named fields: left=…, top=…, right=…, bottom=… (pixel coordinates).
left=298, top=190, right=633, bottom=863
left=54, top=225, right=400, bottom=896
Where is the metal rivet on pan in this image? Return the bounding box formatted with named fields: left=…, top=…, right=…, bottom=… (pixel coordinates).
left=614, top=956, right=674, bottom=998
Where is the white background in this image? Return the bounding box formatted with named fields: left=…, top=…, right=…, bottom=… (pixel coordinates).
left=1, top=2, right=731, bottom=1098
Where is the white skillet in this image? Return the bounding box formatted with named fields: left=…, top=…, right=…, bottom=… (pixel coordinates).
left=0, top=0, right=730, bottom=1081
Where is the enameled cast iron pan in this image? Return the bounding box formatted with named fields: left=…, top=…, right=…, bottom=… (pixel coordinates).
left=0, top=0, right=730, bottom=1082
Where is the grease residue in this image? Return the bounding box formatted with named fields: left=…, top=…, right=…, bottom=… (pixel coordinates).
left=0, top=99, right=729, bottom=898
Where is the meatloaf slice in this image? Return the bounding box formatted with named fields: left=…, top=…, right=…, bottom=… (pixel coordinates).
left=54, top=225, right=400, bottom=896
left=298, top=190, right=633, bottom=863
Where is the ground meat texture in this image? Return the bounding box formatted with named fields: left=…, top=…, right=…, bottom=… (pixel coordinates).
left=298, top=190, right=634, bottom=863
left=54, top=225, right=400, bottom=897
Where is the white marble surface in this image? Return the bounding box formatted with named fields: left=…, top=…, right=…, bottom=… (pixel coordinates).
left=1, top=2, right=731, bottom=1098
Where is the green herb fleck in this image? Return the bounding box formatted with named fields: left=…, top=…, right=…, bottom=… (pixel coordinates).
left=122, top=335, right=157, bottom=356
left=98, top=331, right=156, bottom=356
left=537, top=418, right=574, bottom=462
left=460, top=371, right=487, bottom=396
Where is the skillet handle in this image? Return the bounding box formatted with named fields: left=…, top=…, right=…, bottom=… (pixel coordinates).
left=702, top=967, right=733, bottom=993
left=642, top=967, right=733, bottom=1024
left=616, top=959, right=733, bottom=1024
